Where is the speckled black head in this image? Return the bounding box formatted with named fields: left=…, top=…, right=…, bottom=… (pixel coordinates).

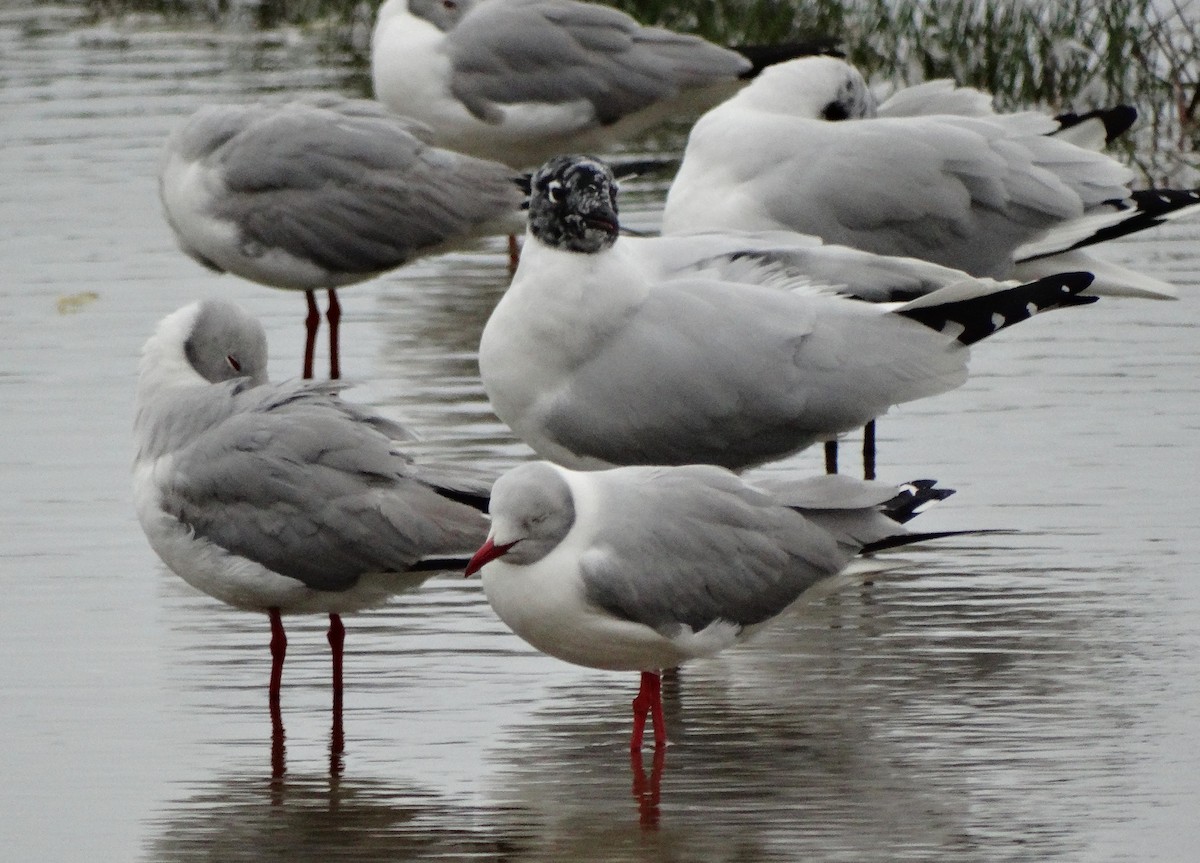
left=527, top=155, right=620, bottom=254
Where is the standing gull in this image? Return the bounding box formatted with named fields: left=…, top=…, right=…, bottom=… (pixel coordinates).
left=478, top=155, right=1097, bottom=473
left=662, top=56, right=1200, bottom=298
left=618, top=227, right=1057, bottom=477
left=371, top=0, right=829, bottom=168
left=159, top=94, right=525, bottom=380
left=466, top=461, right=957, bottom=749
left=133, top=299, right=491, bottom=723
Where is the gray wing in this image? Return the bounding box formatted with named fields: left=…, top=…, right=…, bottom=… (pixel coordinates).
left=747, top=473, right=912, bottom=552
left=446, top=0, right=747, bottom=124
left=626, top=232, right=987, bottom=302
left=538, top=279, right=966, bottom=470
left=200, top=98, right=522, bottom=275
left=875, top=79, right=997, bottom=118
left=540, top=279, right=820, bottom=469
left=579, top=465, right=851, bottom=634
left=696, top=112, right=1132, bottom=277
left=160, top=383, right=489, bottom=591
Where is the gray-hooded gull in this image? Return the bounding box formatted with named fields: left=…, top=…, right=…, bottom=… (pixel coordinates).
left=662, top=56, right=1200, bottom=299
left=159, top=94, right=525, bottom=380
left=133, top=299, right=491, bottom=720
left=465, top=460, right=958, bottom=749
left=371, top=0, right=832, bottom=168
left=478, top=155, right=1097, bottom=473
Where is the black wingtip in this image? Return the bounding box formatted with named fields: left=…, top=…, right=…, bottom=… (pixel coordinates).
left=882, top=479, right=955, bottom=525
left=860, top=528, right=1014, bottom=554
left=733, top=40, right=844, bottom=78
left=408, top=556, right=476, bottom=573
left=1019, top=187, right=1200, bottom=262
left=607, top=155, right=680, bottom=181
left=898, top=271, right=1097, bottom=346
left=1054, top=104, right=1138, bottom=144
left=429, top=485, right=492, bottom=514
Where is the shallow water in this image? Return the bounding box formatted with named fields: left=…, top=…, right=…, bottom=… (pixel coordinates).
left=2, top=5, right=1199, bottom=861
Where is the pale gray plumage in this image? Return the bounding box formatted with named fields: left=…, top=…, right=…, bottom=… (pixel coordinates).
left=621, top=230, right=998, bottom=303
left=471, top=460, right=956, bottom=749
left=441, top=0, right=747, bottom=124
left=662, top=57, right=1135, bottom=280
left=480, top=462, right=929, bottom=647
left=134, top=300, right=490, bottom=604
left=161, top=94, right=525, bottom=288
left=371, top=0, right=752, bottom=167
left=574, top=466, right=852, bottom=635
left=481, top=155, right=1096, bottom=472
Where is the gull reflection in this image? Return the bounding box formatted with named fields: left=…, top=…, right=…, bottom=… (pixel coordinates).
left=478, top=551, right=1135, bottom=860
left=147, top=770, right=506, bottom=862
left=629, top=747, right=665, bottom=831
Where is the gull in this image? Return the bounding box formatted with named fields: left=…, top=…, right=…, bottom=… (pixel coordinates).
left=618, top=227, right=1048, bottom=477
left=133, top=299, right=492, bottom=722
left=159, top=94, right=526, bottom=380
left=478, top=155, right=1097, bottom=473
left=620, top=228, right=1019, bottom=305
left=858, top=71, right=1138, bottom=148
left=371, top=0, right=831, bottom=168
left=662, top=56, right=1200, bottom=299
left=465, top=460, right=958, bottom=749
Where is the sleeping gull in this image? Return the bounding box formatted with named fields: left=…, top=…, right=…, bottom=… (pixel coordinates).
left=159, top=94, right=525, bottom=379
left=465, top=460, right=957, bottom=749
left=133, top=299, right=491, bottom=722
left=856, top=70, right=1137, bottom=148
left=371, top=0, right=831, bottom=168
left=478, top=155, right=1097, bottom=473
left=662, top=56, right=1200, bottom=299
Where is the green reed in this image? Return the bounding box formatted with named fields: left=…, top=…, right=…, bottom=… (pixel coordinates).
left=86, top=0, right=1197, bottom=182
left=608, top=0, right=1198, bottom=182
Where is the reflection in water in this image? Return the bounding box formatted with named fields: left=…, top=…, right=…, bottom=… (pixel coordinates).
left=269, top=696, right=344, bottom=781
left=480, top=549, right=1147, bottom=861
left=629, top=748, right=665, bottom=831
left=4, top=4, right=1200, bottom=862
left=147, top=771, right=511, bottom=862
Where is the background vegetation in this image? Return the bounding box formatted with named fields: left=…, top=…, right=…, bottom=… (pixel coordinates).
left=85, top=0, right=1198, bottom=182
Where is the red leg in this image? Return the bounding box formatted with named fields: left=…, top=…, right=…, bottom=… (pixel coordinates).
left=267, top=608, right=289, bottom=781
left=328, top=612, right=346, bottom=773
left=325, top=289, right=341, bottom=380
left=630, top=673, right=650, bottom=751
left=327, top=613, right=345, bottom=712
left=268, top=607, right=287, bottom=711
left=507, top=234, right=521, bottom=274
left=862, top=420, right=876, bottom=481
left=630, top=671, right=665, bottom=750
left=303, top=291, right=319, bottom=380
left=647, top=672, right=666, bottom=749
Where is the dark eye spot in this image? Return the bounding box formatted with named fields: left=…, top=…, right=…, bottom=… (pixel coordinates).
left=822, top=100, right=850, bottom=121
left=226, top=355, right=241, bottom=372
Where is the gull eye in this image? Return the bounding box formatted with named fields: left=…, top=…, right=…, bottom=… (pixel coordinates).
left=226, top=355, right=241, bottom=373
left=442, top=0, right=457, bottom=9
left=546, top=179, right=563, bottom=204
left=822, top=100, right=850, bottom=121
